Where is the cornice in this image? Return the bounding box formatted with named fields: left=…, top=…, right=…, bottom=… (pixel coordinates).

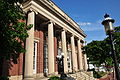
left=40, top=0, right=86, bottom=37
left=22, top=0, right=86, bottom=37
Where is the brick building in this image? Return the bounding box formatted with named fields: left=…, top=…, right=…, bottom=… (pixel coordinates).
left=4, top=0, right=88, bottom=80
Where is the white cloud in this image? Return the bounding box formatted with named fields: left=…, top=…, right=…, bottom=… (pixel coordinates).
left=77, top=20, right=104, bottom=31
left=77, top=22, right=91, bottom=26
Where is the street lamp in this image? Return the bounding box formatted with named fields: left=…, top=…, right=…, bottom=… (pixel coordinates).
left=56, top=53, right=66, bottom=77
left=102, top=14, right=120, bottom=80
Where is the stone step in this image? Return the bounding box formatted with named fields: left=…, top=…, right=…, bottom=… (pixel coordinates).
left=68, top=72, right=96, bottom=80
left=35, top=77, right=49, bottom=80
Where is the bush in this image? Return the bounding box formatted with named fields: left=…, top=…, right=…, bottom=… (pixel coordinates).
left=0, top=76, right=9, bottom=80
left=93, top=71, right=107, bottom=78
left=93, top=70, right=102, bottom=78
left=49, top=76, right=61, bottom=80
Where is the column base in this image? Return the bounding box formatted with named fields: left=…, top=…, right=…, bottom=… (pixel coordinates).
left=64, top=71, right=68, bottom=74
left=23, top=76, right=34, bottom=80
left=79, top=69, right=84, bottom=72
left=23, top=78, right=34, bottom=80
left=48, top=72, right=58, bottom=77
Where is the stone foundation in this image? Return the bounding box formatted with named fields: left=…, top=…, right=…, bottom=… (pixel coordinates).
left=9, top=75, right=23, bottom=80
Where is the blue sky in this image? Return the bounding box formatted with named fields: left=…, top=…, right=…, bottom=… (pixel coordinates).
left=52, top=0, right=120, bottom=43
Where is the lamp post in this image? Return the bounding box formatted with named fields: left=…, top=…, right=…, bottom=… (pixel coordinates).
left=102, top=14, right=120, bottom=80
left=56, top=53, right=65, bottom=77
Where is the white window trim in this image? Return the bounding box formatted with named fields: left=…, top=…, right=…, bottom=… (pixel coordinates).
left=33, top=41, right=38, bottom=74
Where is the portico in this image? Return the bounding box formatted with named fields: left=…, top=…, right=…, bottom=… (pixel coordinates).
left=9, top=0, right=88, bottom=80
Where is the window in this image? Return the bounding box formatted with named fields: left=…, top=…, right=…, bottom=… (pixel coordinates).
left=33, top=42, right=37, bottom=74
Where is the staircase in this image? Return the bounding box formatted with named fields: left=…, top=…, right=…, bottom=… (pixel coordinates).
left=68, top=71, right=97, bottom=80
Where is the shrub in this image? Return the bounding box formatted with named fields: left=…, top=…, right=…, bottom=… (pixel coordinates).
left=49, top=76, right=61, bottom=80
left=0, top=76, right=9, bottom=80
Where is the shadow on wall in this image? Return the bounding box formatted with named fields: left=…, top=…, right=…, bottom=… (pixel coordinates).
left=0, top=53, right=22, bottom=80
left=0, top=58, right=12, bottom=80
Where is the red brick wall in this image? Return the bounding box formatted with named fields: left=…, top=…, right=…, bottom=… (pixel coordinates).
left=18, top=53, right=23, bottom=75
left=8, top=29, right=58, bottom=76
left=35, top=30, right=44, bottom=73
left=54, top=37, right=58, bottom=72
left=9, top=53, right=23, bottom=76
left=6, top=28, right=44, bottom=76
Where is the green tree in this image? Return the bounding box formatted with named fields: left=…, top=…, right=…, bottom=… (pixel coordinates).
left=84, top=26, right=120, bottom=71
left=0, top=0, right=32, bottom=77
left=113, top=26, right=120, bottom=63
left=84, top=40, right=112, bottom=67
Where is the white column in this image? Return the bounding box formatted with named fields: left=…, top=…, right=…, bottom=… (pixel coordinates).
left=61, top=30, right=68, bottom=73
left=84, top=53, right=88, bottom=71
left=71, top=35, right=77, bottom=72
left=48, top=21, right=54, bottom=74
left=77, top=39, right=83, bottom=71
left=24, top=11, right=35, bottom=80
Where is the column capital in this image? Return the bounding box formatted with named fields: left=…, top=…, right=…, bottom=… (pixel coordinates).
left=62, top=28, right=67, bottom=32
left=41, top=20, right=55, bottom=25
left=75, top=37, right=81, bottom=41
left=48, top=20, right=55, bottom=25
left=27, top=8, right=38, bottom=15
left=80, top=39, right=85, bottom=44
left=70, top=34, right=74, bottom=37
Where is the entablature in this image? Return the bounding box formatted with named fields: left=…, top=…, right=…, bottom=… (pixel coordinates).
left=22, top=0, right=86, bottom=39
